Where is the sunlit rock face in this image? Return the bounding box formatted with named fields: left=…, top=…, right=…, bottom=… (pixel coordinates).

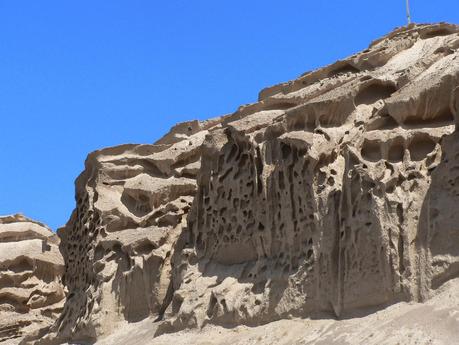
left=41, top=23, right=459, bottom=344
left=0, top=214, right=64, bottom=344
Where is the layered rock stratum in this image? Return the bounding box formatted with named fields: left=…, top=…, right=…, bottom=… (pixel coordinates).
left=0, top=215, right=64, bottom=344
left=3, top=22, right=459, bottom=345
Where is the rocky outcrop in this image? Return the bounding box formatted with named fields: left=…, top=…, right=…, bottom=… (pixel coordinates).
left=0, top=215, right=64, bottom=344
left=35, top=22, right=459, bottom=344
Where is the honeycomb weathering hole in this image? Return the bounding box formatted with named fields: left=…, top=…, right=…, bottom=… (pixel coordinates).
left=367, top=113, right=399, bottom=131
left=361, top=140, right=382, bottom=162
left=404, top=107, right=454, bottom=127
left=120, top=190, right=152, bottom=217
left=8, top=257, right=34, bottom=273
left=420, top=28, right=454, bottom=39
left=327, top=63, right=360, bottom=78
left=319, top=114, right=339, bottom=128
left=355, top=83, right=397, bottom=106
left=262, top=102, right=297, bottom=111
left=388, top=138, right=405, bottom=163
left=408, top=135, right=436, bottom=161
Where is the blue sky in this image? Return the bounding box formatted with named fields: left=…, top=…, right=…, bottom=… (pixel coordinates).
left=1, top=1, right=458, bottom=230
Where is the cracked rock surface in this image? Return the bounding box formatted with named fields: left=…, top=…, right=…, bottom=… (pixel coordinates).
left=6, top=23, right=459, bottom=345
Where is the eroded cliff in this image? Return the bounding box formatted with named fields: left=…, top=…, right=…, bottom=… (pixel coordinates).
left=32, top=22, right=459, bottom=344
left=0, top=215, right=64, bottom=344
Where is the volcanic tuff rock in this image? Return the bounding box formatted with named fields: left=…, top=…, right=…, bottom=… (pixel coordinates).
left=0, top=215, right=64, bottom=344
left=69, top=277, right=459, bottom=345
left=14, top=22, right=459, bottom=344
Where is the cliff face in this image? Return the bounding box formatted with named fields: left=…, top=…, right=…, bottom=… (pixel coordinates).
left=27, top=22, right=459, bottom=344
left=0, top=215, right=64, bottom=344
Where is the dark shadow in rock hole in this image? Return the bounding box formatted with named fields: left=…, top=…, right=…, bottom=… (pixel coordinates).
left=402, top=106, right=455, bottom=129
left=355, top=82, right=397, bottom=106
left=327, top=62, right=360, bottom=78
left=120, top=190, right=152, bottom=217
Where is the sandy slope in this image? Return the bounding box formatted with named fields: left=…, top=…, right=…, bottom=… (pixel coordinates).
left=85, top=278, right=459, bottom=345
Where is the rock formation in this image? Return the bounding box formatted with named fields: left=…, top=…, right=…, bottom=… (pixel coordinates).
left=0, top=215, right=64, bottom=344
left=79, top=277, right=459, bottom=345
left=5, top=22, right=459, bottom=344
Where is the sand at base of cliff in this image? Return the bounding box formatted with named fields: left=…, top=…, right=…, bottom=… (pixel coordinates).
left=80, top=277, right=459, bottom=345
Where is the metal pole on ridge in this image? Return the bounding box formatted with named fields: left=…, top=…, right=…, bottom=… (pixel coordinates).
left=406, top=0, right=412, bottom=25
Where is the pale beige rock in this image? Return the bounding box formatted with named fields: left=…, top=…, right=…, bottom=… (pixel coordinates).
left=72, top=277, right=459, bottom=345
left=0, top=215, right=64, bottom=344
left=34, top=23, right=459, bottom=345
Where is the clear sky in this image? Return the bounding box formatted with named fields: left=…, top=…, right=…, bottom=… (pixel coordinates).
left=1, top=1, right=458, bottom=230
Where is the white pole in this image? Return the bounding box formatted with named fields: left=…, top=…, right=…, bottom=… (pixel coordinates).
left=406, top=0, right=412, bottom=25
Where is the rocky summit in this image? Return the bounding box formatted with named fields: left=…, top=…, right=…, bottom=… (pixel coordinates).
left=2, top=22, right=459, bottom=345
